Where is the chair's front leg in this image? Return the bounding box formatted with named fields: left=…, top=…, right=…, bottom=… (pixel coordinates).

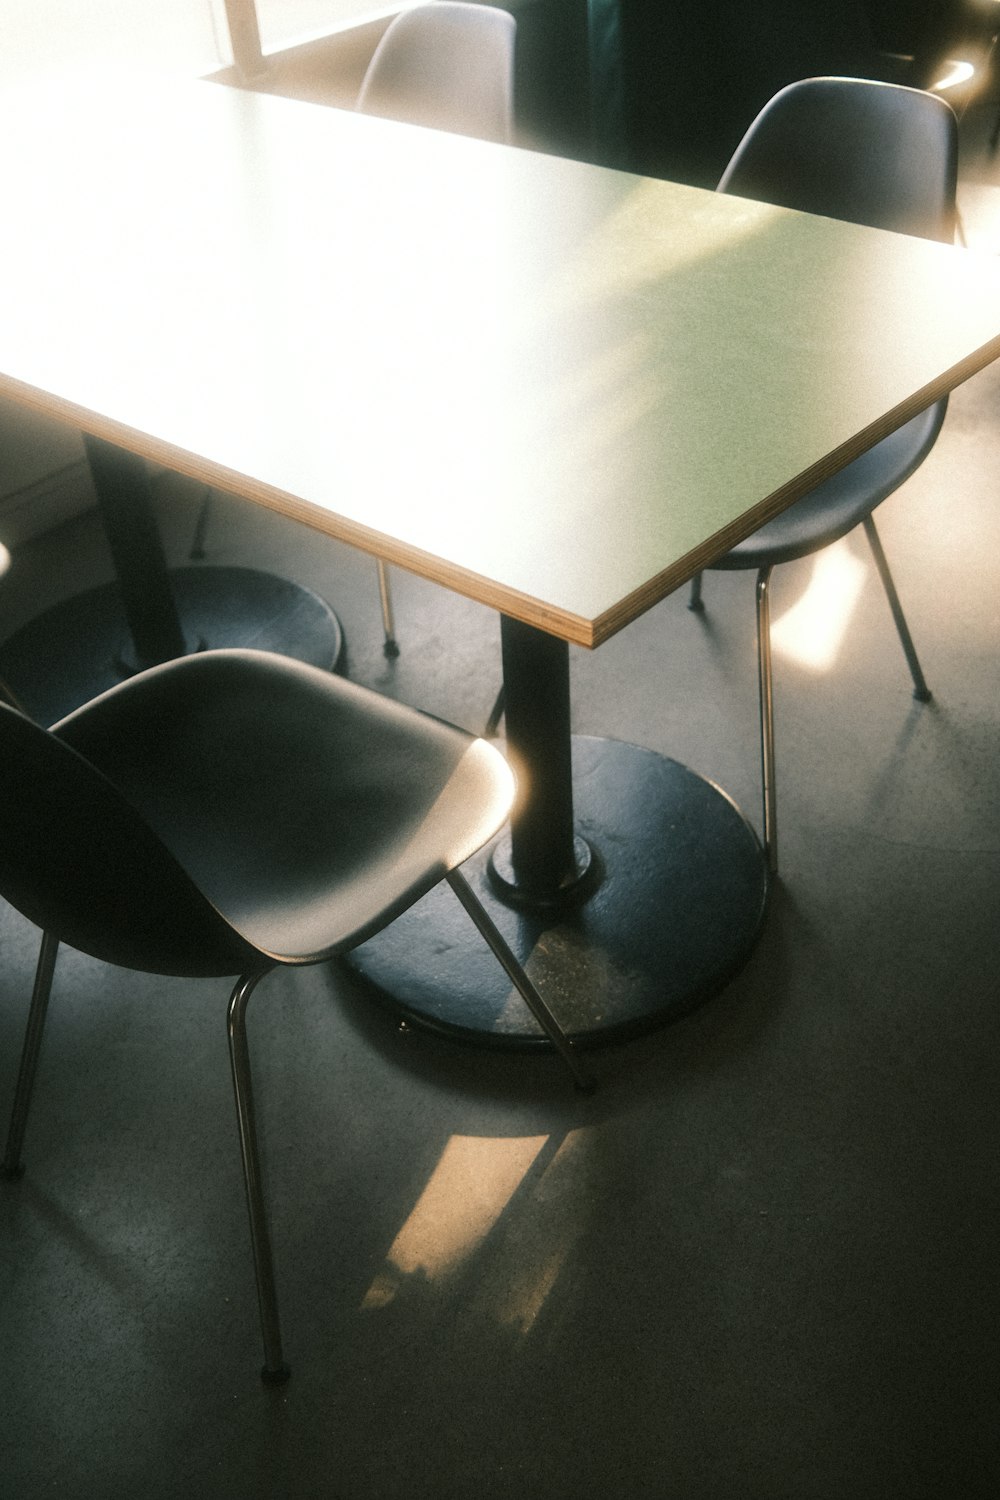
left=227, top=970, right=290, bottom=1383
left=376, top=559, right=400, bottom=658
left=2, top=930, right=60, bottom=1180
left=755, top=566, right=778, bottom=875
left=446, top=870, right=594, bottom=1093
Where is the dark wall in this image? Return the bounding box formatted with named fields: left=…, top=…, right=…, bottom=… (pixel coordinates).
left=611, top=0, right=903, bottom=185
left=511, top=0, right=594, bottom=154
left=517, top=0, right=985, bottom=186
left=867, top=0, right=980, bottom=59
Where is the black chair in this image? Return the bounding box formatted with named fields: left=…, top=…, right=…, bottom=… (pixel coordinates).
left=689, top=77, right=957, bottom=872
left=0, top=539, right=23, bottom=711
left=0, top=649, right=588, bottom=1382
left=357, top=1, right=517, bottom=656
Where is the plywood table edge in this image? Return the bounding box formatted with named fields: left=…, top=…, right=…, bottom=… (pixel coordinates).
left=6, top=328, right=1000, bottom=656
left=591, top=346, right=1000, bottom=648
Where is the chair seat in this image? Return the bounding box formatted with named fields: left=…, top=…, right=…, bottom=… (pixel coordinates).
left=54, top=651, right=513, bottom=963
left=710, top=401, right=945, bottom=571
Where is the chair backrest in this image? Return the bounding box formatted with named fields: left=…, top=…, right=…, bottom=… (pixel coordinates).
left=357, top=2, right=516, bottom=144
left=718, top=76, right=958, bottom=245
left=0, top=703, right=256, bottom=977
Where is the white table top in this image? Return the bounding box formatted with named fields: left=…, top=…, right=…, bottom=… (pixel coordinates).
left=3, top=76, right=1000, bottom=646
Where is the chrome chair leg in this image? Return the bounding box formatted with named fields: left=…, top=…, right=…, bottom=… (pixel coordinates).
left=755, top=566, right=778, bottom=875
left=688, top=572, right=705, bottom=611
left=376, top=559, right=400, bottom=658
left=445, top=870, right=594, bottom=1093
left=862, top=516, right=931, bottom=702
left=483, top=686, right=505, bottom=738
left=189, top=486, right=213, bottom=560
left=2, top=931, right=60, bottom=1179
left=227, top=971, right=290, bottom=1384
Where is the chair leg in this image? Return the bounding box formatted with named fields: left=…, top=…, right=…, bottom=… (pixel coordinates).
left=755, top=566, right=778, bottom=875
left=227, top=971, right=290, bottom=1384
left=445, top=870, right=594, bottom=1092
left=376, top=560, right=400, bottom=658
left=2, top=931, right=60, bottom=1180
left=189, top=486, right=213, bottom=560
left=483, top=685, right=506, bottom=738
left=862, top=517, right=931, bottom=703
left=0, top=674, right=27, bottom=713
left=688, top=571, right=705, bottom=611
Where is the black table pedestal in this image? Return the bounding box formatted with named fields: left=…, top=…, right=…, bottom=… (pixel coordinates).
left=0, top=437, right=343, bottom=724
left=348, top=618, right=769, bottom=1049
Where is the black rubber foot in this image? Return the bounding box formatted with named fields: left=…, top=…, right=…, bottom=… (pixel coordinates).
left=261, top=1362, right=291, bottom=1386
left=383, top=638, right=401, bottom=659
left=914, top=687, right=932, bottom=703
left=687, top=599, right=706, bottom=613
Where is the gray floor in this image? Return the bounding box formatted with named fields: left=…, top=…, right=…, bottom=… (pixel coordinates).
left=2, top=99, right=1000, bottom=1500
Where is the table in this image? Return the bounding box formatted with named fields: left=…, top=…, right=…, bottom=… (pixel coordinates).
left=3, top=78, right=1000, bottom=1046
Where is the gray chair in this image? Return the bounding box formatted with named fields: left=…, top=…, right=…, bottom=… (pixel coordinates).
left=689, top=77, right=957, bottom=872
left=0, top=648, right=588, bottom=1383
left=357, top=1, right=517, bottom=655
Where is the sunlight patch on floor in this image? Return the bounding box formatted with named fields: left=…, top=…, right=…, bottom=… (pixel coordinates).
left=770, top=540, right=867, bottom=671
left=361, top=1132, right=548, bottom=1310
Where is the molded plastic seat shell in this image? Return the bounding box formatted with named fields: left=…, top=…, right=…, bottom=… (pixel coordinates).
left=711, top=403, right=946, bottom=571
left=0, top=650, right=514, bottom=972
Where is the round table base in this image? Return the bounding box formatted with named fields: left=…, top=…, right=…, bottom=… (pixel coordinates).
left=348, top=736, right=769, bottom=1049
left=0, top=566, right=344, bottom=724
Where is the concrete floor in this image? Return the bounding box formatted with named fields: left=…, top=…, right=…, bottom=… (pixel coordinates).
left=2, top=98, right=999, bottom=1500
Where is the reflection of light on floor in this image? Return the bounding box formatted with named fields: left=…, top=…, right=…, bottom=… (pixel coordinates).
left=770, top=540, right=867, bottom=671
left=957, top=181, right=1000, bottom=256
left=361, top=1133, right=548, bottom=1311
left=933, top=59, right=976, bottom=92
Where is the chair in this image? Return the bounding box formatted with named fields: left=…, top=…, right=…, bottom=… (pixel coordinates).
left=357, top=1, right=517, bottom=655
left=688, top=77, right=957, bottom=873
left=0, top=538, right=22, bottom=710
left=0, top=648, right=588, bottom=1383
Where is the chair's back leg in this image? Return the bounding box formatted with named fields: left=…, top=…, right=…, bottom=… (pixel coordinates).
left=445, top=870, right=594, bottom=1092
left=376, top=559, right=400, bottom=658
left=755, top=566, right=778, bottom=875
left=862, top=516, right=932, bottom=702
left=2, top=931, right=60, bottom=1180
left=189, top=487, right=213, bottom=560
left=227, top=970, right=291, bottom=1383
left=483, top=685, right=506, bottom=739
left=688, top=572, right=705, bottom=612
left=0, top=674, right=27, bottom=712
